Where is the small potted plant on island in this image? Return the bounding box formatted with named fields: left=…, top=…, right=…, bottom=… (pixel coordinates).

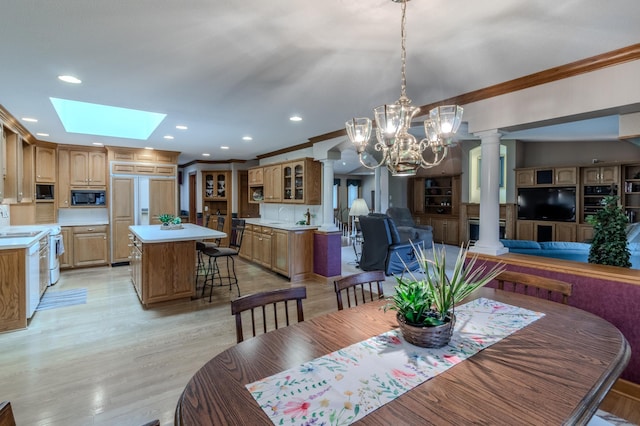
left=158, top=213, right=175, bottom=230
left=385, top=243, right=505, bottom=348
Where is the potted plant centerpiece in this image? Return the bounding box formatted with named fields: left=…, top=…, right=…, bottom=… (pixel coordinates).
left=158, top=213, right=175, bottom=230
left=386, top=243, right=505, bottom=348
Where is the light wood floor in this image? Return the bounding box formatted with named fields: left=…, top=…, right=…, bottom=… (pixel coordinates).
left=1, top=253, right=638, bottom=425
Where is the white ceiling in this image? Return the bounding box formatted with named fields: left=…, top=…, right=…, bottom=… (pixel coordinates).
left=1, top=0, right=639, bottom=174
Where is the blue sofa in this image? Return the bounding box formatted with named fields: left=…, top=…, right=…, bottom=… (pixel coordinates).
left=500, top=223, right=640, bottom=269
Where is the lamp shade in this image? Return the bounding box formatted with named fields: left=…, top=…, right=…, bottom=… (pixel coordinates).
left=349, top=198, right=370, bottom=217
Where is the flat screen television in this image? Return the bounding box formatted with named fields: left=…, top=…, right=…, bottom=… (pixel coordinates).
left=517, top=187, right=576, bottom=222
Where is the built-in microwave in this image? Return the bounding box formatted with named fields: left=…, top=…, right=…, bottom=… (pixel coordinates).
left=36, top=184, right=55, bottom=200
left=71, top=190, right=106, bottom=206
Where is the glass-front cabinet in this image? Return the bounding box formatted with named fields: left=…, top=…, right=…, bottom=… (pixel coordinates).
left=203, top=171, right=228, bottom=200
left=283, top=161, right=305, bottom=202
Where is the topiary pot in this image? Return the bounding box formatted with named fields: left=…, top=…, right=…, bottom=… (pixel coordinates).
left=397, top=313, right=455, bottom=348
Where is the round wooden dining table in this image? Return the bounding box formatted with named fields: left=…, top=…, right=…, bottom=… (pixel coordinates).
left=175, top=287, right=630, bottom=425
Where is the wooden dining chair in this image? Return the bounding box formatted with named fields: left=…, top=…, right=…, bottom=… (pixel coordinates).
left=334, top=270, right=386, bottom=311
left=496, top=270, right=573, bottom=304
left=231, top=286, right=307, bottom=343
left=0, top=401, right=16, bottom=426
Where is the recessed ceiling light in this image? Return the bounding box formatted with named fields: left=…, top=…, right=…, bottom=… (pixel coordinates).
left=144, top=147, right=154, bottom=150
left=58, top=75, right=82, bottom=84
left=221, top=146, right=230, bottom=150
left=176, top=125, right=188, bottom=130
left=36, top=132, right=49, bottom=137
left=342, top=162, right=346, bottom=166
left=164, top=135, right=174, bottom=140
left=92, top=142, right=104, bottom=146
left=289, top=115, right=302, bottom=122
left=242, top=136, right=253, bottom=141
left=22, top=117, right=38, bottom=122
left=202, top=153, right=210, bottom=157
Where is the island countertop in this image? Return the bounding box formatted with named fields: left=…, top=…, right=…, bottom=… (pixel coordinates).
left=243, top=218, right=318, bottom=231
left=129, top=223, right=226, bottom=243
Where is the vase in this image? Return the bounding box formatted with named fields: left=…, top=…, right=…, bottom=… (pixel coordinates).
left=397, top=313, right=455, bottom=348
left=160, top=223, right=171, bottom=230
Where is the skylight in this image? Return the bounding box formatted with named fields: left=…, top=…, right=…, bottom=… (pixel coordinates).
left=50, top=97, right=166, bottom=140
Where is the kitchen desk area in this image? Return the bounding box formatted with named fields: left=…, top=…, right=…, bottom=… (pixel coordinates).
left=128, top=224, right=226, bottom=307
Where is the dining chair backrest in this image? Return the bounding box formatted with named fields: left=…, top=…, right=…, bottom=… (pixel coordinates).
left=496, top=270, right=573, bottom=304
left=231, top=287, right=307, bottom=343
left=334, top=270, right=386, bottom=311
left=0, top=401, right=16, bottom=426
left=229, top=218, right=245, bottom=251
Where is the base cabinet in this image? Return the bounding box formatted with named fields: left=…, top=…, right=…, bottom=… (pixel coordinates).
left=130, top=236, right=195, bottom=306
left=241, top=224, right=314, bottom=281
left=62, top=225, right=109, bottom=269
left=430, top=217, right=459, bottom=246
left=0, top=248, right=27, bottom=332
left=516, top=221, right=577, bottom=242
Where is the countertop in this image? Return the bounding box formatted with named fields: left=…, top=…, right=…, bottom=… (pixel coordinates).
left=129, top=223, right=226, bottom=243
left=243, top=218, right=319, bottom=231
left=0, top=225, right=53, bottom=249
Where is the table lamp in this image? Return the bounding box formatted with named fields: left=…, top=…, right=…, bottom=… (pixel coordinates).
left=348, top=198, right=370, bottom=237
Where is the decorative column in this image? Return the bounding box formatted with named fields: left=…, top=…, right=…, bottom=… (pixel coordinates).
left=314, top=159, right=342, bottom=279
left=374, top=168, right=382, bottom=213
left=471, top=130, right=508, bottom=256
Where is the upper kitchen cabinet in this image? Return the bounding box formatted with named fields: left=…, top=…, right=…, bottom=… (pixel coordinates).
left=68, top=149, right=106, bottom=187
left=248, top=158, right=321, bottom=205
left=282, top=159, right=321, bottom=204
left=203, top=171, right=229, bottom=201
left=35, top=145, right=56, bottom=183
left=3, top=126, right=34, bottom=204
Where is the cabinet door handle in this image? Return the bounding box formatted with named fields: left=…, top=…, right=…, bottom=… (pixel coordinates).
left=88, top=228, right=94, bottom=231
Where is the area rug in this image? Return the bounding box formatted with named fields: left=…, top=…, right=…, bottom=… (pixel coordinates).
left=36, top=288, right=87, bottom=311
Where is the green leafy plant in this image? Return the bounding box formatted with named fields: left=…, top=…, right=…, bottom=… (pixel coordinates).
left=158, top=213, right=175, bottom=224
left=385, top=243, right=505, bottom=326
left=586, top=195, right=631, bottom=267
left=172, top=216, right=182, bottom=225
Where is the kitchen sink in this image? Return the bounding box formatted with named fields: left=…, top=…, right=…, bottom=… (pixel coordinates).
left=0, top=231, right=42, bottom=238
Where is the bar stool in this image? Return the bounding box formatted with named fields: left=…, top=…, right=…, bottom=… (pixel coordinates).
left=195, top=215, right=225, bottom=286
left=201, top=218, right=245, bottom=301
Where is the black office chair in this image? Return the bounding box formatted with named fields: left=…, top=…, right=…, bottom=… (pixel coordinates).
left=201, top=218, right=245, bottom=301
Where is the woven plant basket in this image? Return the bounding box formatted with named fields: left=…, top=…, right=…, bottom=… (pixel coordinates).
left=397, top=313, right=456, bottom=348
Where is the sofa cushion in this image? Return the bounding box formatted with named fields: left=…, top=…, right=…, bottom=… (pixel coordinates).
left=626, top=223, right=640, bottom=244
left=500, top=239, right=541, bottom=249
left=539, top=241, right=591, bottom=250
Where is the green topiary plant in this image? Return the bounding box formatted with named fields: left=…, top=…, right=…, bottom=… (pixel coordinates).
left=586, top=195, right=631, bottom=268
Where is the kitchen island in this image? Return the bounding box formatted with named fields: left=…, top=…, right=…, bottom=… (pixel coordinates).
left=128, top=224, right=226, bottom=307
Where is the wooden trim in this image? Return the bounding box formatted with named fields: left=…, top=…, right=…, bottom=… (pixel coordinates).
left=0, top=104, right=36, bottom=144
left=611, top=378, right=640, bottom=402
left=178, top=158, right=247, bottom=168
left=255, top=141, right=314, bottom=160
left=471, top=252, right=640, bottom=286
left=308, top=43, right=640, bottom=144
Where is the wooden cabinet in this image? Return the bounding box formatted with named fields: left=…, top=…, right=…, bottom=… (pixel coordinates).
left=203, top=171, right=228, bottom=200
left=282, top=159, right=321, bottom=204
left=69, top=150, right=106, bottom=187
left=430, top=217, right=460, bottom=245
left=410, top=175, right=460, bottom=217
left=582, top=166, right=619, bottom=185
left=242, top=223, right=314, bottom=281
left=129, top=236, right=194, bottom=307
left=57, top=148, right=70, bottom=208
left=516, top=167, right=577, bottom=186
left=35, top=145, right=56, bottom=183
left=263, top=164, right=282, bottom=202
left=577, top=224, right=594, bottom=242
left=4, top=130, right=34, bottom=203
left=111, top=177, right=135, bottom=263
left=622, top=163, right=640, bottom=223
left=252, top=225, right=273, bottom=268
left=72, top=225, right=109, bottom=267
left=60, top=227, right=73, bottom=269
left=111, top=163, right=176, bottom=176
left=516, top=221, right=577, bottom=242
left=108, top=147, right=179, bottom=164
left=248, top=168, right=263, bottom=185
left=0, top=248, right=27, bottom=332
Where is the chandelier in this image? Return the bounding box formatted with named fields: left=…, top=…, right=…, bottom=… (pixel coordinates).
left=345, top=0, right=464, bottom=177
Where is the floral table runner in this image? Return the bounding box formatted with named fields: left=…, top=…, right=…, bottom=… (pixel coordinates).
left=246, top=298, right=544, bottom=425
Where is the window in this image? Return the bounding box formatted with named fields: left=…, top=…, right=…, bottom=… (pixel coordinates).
left=347, top=179, right=361, bottom=208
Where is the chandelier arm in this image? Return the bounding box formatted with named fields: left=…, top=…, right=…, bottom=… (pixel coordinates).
left=420, top=146, right=449, bottom=169
left=357, top=151, right=389, bottom=170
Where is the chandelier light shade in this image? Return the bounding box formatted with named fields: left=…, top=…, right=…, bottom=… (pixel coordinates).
left=345, top=0, right=464, bottom=177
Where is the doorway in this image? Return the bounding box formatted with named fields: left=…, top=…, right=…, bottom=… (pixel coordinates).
left=189, top=172, right=197, bottom=224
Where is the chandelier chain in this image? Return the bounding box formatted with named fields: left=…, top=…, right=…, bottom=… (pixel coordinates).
left=399, top=0, right=408, bottom=102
